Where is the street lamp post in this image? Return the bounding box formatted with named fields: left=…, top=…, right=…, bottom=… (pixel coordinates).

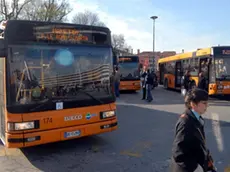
left=150, top=16, right=158, bottom=72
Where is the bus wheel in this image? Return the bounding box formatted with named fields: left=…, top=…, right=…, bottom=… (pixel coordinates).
left=164, top=79, right=168, bottom=89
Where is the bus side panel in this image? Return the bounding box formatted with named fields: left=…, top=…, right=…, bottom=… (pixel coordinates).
left=210, top=82, right=230, bottom=95
left=6, top=102, right=117, bottom=148
left=119, top=80, right=140, bottom=91
left=190, top=76, right=199, bottom=86
left=21, top=103, right=117, bottom=133
left=209, top=83, right=217, bottom=95
left=165, top=74, right=175, bottom=88
left=2, top=58, right=23, bottom=147
left=0, top=58, right=4, bottom=142
left=23, top=118, right=117, bottom=147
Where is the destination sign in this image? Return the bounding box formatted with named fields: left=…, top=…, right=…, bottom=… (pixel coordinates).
left=213, top=47, right=230, bottom=56
left=36, top=28, right=89, bottom=43
left=119, top=57, right=132, bottom=62
left=222, top=50, right=230, bottom=55
left=119, top=56, right=139, bottom=63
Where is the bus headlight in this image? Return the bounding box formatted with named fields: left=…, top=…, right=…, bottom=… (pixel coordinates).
left=8, top=121, right=35, bottom=131
left=100, top=111, right=116, bottom=119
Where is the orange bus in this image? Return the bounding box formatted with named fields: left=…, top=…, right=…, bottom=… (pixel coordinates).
left=118, top=55, right=141, bottom=91
left=158, top=46, right=230, bottom=95
left=0, top=20, right=118, bottom=148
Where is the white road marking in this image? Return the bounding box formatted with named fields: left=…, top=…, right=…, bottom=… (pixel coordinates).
left=211, top=113, right=224, bottom=152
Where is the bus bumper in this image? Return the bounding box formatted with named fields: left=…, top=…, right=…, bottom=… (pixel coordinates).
left=5, top=118, right=118, bottom=148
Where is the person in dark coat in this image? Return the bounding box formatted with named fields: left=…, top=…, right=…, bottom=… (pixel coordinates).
left=170, top=88, right=217, bottom=172
left=140, top=67, right=147, bottom=100
left=198, top=72, right=207, bottom=91
left=146, top=69, right=153, bottom=102
left=182, top=70, right=192, bottom=92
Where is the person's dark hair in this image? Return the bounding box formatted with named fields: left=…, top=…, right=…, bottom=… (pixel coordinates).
left=115, top=66, right=118, bottom=71
left=199, top=72, right=203, bottom=77
left=184, top=88, right=208, bottom=109
left=185, top=70, right=190, bottom=76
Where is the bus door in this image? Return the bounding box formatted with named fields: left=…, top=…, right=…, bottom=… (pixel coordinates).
left=159, top=63, right=165, bottom=85
left=175, top=61, right=182, bottom=87
left=200, top=58, right=210, bottom=90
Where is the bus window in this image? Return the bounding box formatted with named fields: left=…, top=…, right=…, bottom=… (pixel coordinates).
left=190, top=58, right=199, bottom=76
left=215, top=58, right=230, bottom=79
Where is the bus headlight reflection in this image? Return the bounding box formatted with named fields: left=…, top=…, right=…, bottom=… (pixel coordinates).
left=8, top=121, right=35, bottom=131
left=100, top=111, right=116, bottom=119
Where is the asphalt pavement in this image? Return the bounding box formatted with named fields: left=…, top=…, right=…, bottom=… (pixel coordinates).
left=0, top=86, right=230, bottom=172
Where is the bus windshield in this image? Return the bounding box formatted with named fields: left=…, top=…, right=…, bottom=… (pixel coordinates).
left=8, top=45, right=113, bottom=112
left=215, top=56, right=230, bottom=80
left=118, top=56, right=140, bottom=80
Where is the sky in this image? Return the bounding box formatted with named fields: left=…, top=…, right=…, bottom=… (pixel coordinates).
left=68, top=0, right=230, bottom=53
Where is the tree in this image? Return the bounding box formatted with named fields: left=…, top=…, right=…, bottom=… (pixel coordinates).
left=72, top=10, right=105, bottom=26
left=112, top=34, right=125, bottom=50
left=21, top=0, right=72, bottom=22
left=0, top=0, right=32, bottom=20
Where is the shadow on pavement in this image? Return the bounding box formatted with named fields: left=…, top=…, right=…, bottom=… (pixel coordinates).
left=19, top=104, right=230, bottom=172
left=117, top=87, right=185, bottom=105
left=118, top=86, right=230, bottom=106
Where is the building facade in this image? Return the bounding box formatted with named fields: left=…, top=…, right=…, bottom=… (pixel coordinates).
left=137, top=49, right=176, bottom=71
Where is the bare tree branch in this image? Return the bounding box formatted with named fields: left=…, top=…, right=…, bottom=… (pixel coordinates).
left=112, top=34, right=132, bottom=53
left=0, top=0, right=32, bottom=20
left=112, top=34, right=125, bottom=50
left=72, top=10, right=106, bottom=27
left=21, top=0, right=72, bottom=22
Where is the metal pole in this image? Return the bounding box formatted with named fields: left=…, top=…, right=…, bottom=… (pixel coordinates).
left=152, top=19, right=155, bottom=72
left=150, top=16, right=157, bottom=72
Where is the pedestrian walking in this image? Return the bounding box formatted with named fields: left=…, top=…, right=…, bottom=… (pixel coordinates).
left=140, top=67, right=147, bottom=100
left=181, top=70, right=192, bottom=96
left=146, top=69, right=153, bottom=102
left=198, top=72, right=207, bottom=91
left=114, top=66, right=120, bottom=98
left=170, top=88, right=217, bottom=172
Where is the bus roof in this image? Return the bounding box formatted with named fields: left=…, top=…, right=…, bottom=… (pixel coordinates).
left=5, top=20, right=111, bottom=32
left=158, top=47, right=212, bottom=63
left=4, top=20, right=111, bottom=46
left=158, top=45, right=230, bottom=63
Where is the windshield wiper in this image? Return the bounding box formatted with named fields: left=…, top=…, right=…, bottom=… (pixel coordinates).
left=75, top=89, right=104, bottom=105
left=29, top=98, right=54, bottom=112
left=29, top=89, right=104, bottom=112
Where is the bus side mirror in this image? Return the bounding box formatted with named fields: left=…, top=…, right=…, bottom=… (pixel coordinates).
left=0, top=39, right=6, bottom=57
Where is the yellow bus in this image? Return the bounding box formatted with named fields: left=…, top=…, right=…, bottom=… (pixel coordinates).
left=0, top=20, right=118, bottom=148
left=158, top=46, right=230, bottom=95
left=118, top=55, right=141, bottom=91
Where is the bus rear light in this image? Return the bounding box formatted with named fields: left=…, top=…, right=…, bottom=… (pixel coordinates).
left=100, top=111, right=116, bottom=119
left=8, top=121, right=38, bottom=131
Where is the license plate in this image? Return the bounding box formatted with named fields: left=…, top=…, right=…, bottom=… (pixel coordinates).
left=64, top=130, right=81, bottom=138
